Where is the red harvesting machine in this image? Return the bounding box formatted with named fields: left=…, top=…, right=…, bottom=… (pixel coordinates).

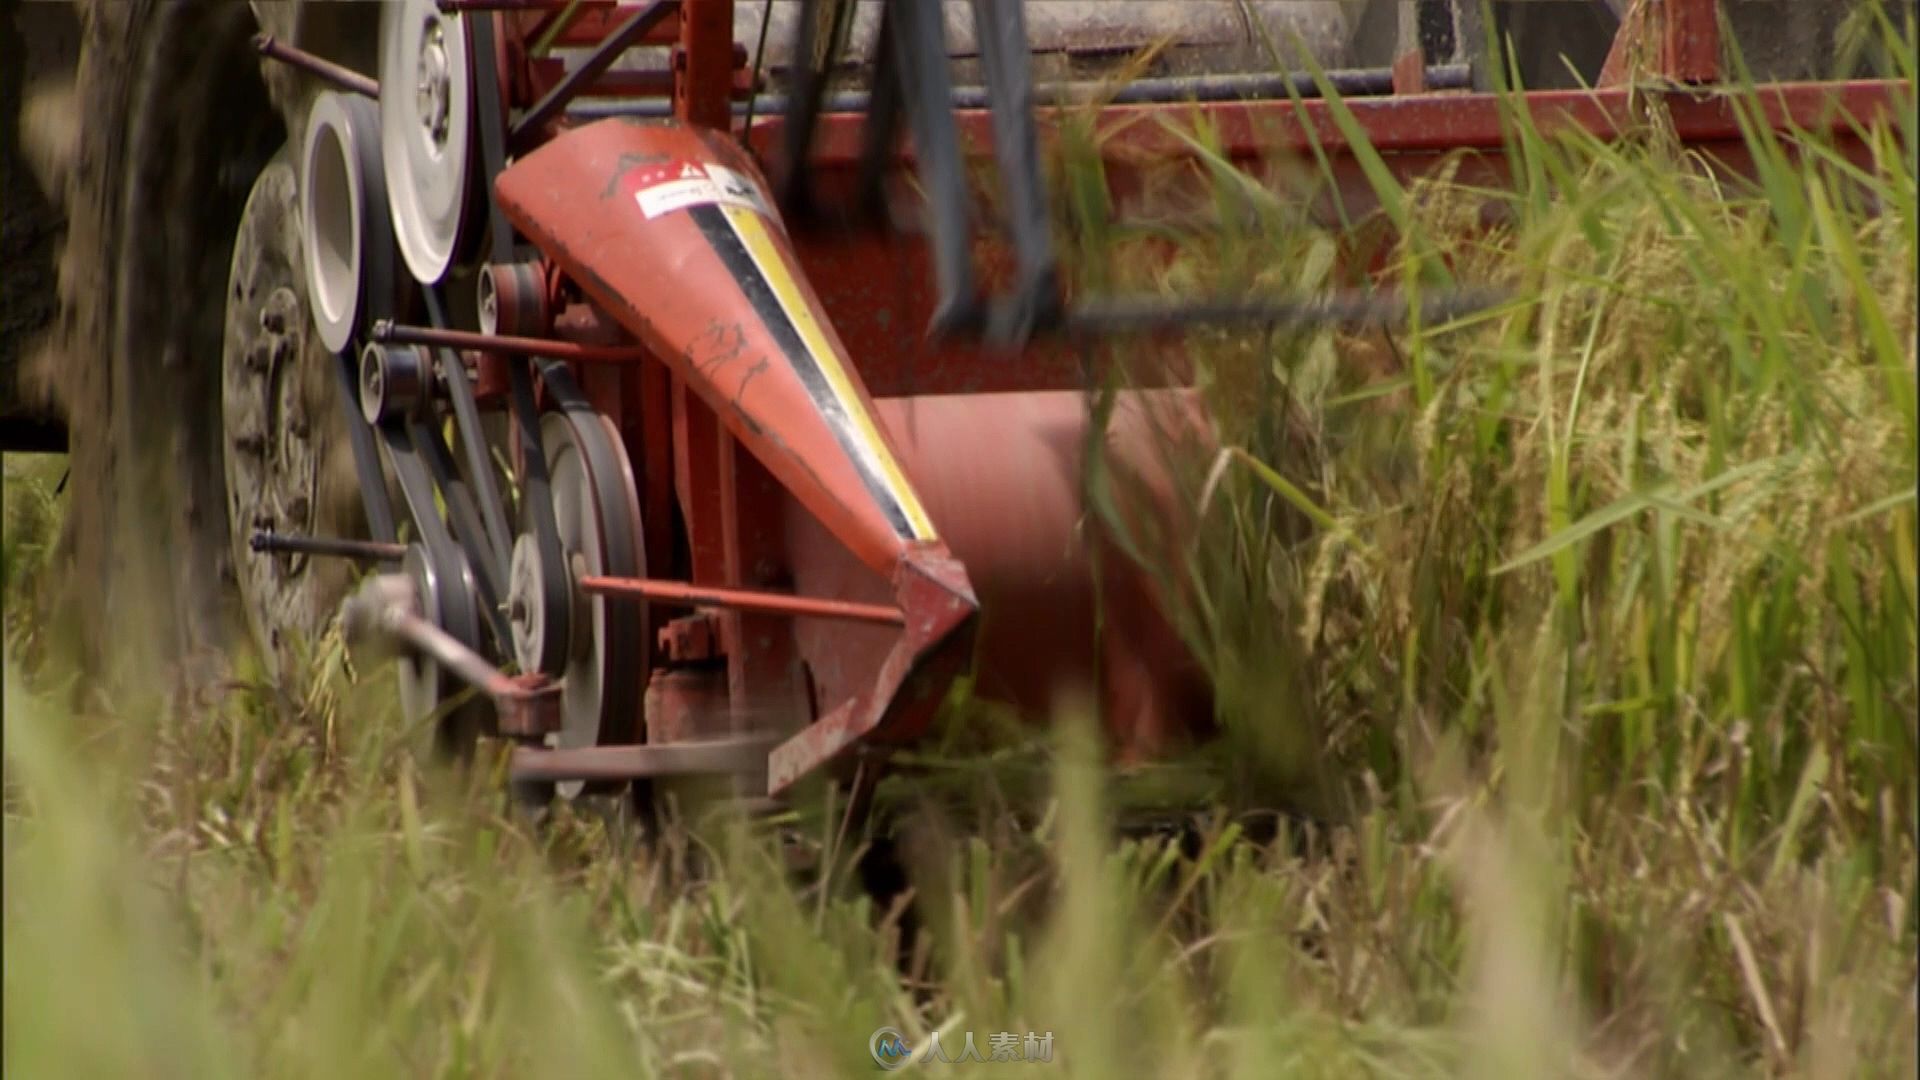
left=200, top=0, right=1903, bottom=812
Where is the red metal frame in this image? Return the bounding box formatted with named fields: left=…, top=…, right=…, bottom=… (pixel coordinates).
left=477, top=0, right=1909, bottom=794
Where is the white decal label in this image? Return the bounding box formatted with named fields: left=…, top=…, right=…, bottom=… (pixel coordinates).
left=635, top=162, right=772, bottom=220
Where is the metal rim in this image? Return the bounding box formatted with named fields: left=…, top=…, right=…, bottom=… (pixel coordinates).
left=539, top=410, right=645, bottom=799
left=221, top=148, right=364, bottom=685
left=379, top=0, right=475, bottom=285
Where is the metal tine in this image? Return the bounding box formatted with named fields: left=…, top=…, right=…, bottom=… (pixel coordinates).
left=774, top=0, right=857, bottom=218
left=889, top=0, right=984, bottom=338
left=852, top=0, right=904, bottom=222
left=970, top=0, right=1064, bottom=346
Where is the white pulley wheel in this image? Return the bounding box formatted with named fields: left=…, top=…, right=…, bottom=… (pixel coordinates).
left=380, top=0, right=476, bottom=285
left=300, top=91, right=384, bottom=355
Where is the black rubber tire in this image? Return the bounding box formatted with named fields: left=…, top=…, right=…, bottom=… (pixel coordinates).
left=42, top=0, right=378, bottom=691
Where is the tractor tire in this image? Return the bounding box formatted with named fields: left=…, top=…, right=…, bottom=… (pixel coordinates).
left=33, top=0, right=379, bottom=693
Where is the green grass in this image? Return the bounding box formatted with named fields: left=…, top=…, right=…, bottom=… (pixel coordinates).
left=6, top=23, right=1918, bottom=1079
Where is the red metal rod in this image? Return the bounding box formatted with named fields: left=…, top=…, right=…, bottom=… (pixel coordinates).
left=371, top=319, right=648, bottom=364
left=436, top=0, right=597, bottom=10
left=252, top=34, right=379, bottom=100
left=577, top=575, right=907, bottom=626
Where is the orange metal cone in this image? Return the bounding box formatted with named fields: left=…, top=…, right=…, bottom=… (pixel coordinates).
left=495, top=118, right=940, bottom=580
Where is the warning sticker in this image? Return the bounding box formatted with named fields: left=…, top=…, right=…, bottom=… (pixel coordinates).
left=635, top=162, right=773, bottom=220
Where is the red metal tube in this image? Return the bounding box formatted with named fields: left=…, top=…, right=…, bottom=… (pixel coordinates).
left=577, top=575, right=906, bottom=626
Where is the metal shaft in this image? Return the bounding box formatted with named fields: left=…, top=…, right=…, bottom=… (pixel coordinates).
left=577, top=575, right=906, bottom=625
left=251, top=530, right=407, bottom=561
left=371, top=319, right=648, bottom=364
left=565, top=64, right=1477, bottom=121
left=252, top=34, right=379, bottom=100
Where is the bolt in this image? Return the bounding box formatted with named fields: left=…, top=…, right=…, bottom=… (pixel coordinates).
left=260, top=307, right=286, bottom=335
left=417, top=20, right=452, bottom=145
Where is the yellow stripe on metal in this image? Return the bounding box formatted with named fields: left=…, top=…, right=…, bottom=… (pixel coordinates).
left=717, top=203, right=936, bottom=541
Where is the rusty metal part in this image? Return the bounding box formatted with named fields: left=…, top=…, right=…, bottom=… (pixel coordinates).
left=372, top=319, right=647, bottom=364
left=343, top=570, right=561, bottom=737
left=1662, top=0, right=1722, bottom=85
left=477, top=261, right=553, bottom=337
left=578, top=574, right=906, bottom=626
left=495, top=674, right=566, bottom=738
left=509, top=736, right=774, bottom=785
left=645, top=666, right=730, bottom=743
left=657, top=614, right=722, bottom=663
left=1392, top=48, right=1430, bottom=95
left=767, top=546, right=976, bottom=794
left=251, top=530, right=408, bottom=562
left=252, top=33, right=380, bottom=100
left=674, top=0, right=736, bottom=129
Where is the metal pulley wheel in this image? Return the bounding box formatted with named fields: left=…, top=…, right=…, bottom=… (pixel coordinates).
left=507, top=409, right=648, bottom=799
left=397, top=542, right=492, bottom=757
left=379, top=0, right=479, bottom=285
